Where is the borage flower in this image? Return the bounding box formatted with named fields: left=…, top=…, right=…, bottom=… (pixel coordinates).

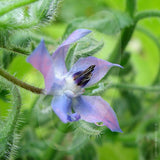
left=27, top=29, right=123, bottom=132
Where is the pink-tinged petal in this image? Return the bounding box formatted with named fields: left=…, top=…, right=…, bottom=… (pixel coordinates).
left=51, top=29, right=92, bottom=76
left=51, top=95, right=80, bottom=123
left=27, top=39, right=53, bottom=79
left=61, top=29, right=92, bottom=46
left=69, top=56, right=123, bottom=87
left=73, top=96, right=122, bottom=132
left=26, top=40, right=64, bottom=94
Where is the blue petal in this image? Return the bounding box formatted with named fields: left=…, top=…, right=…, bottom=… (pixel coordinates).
left=69, top=56, right=123, bottom=87
left=27, top=39, right=53, bottom=79
left=61, top=29, right=92, bottom=46
left=26, top=40, right=64, bottom=94
left=73, top=96, right=122, bottom=132
left=51, top=95, right=80, bottom=123
left=51, top=29, right=92, bottom=76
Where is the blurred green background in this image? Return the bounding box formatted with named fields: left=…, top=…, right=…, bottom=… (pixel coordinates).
left=0, top=0, right=160, bottom=160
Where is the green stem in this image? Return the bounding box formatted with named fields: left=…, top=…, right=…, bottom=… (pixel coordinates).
left=1, top=65, right=159, bottom=94
left=136, top=26, right=160, bottom=85
left=135, top=10, right=160, bottom=23
left=109, top=9, right=160, bottom=63
left=86, top=83, right=160, bottom=96
left=0, top=46, right=29, bottom=56
left=109, top=1, right=137, bottom=63
left=13, top=22, right=38, bottom=29
left=7, top=87, right=21, bottom=159
left=30, top=32, right=56, bottom=45
left=0, top=20, right=38, bottom=30
left=0, top=0, right=38, bottom=17
left=0, top=78, right=21, bottom=159
left=120, top=0, right=137, bottom=52
left=121, top=25, right=136, bottom=54
left=136, top=26, right=160, bottom=50
left=109, top=25, right=135, bottom=63
left=108, top=83, right=160, bottom=92
left=0, top=67, right=43, bottom=94
left=125, top=0, right=137, bottom=17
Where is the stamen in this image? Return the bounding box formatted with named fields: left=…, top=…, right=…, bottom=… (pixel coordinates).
left=73, top=65, right=96, bottom=87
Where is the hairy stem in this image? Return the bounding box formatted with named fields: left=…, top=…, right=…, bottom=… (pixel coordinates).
left=0, top=46, right=29, bottom=56
left=135, top=10, right=160, bottom=23
left=86, top=82, right=160, bottom=96
left=0, top=67, right=159, bottom=94
left=0, top=0, right=38, bottom=16
left=6, top=87, right=21, bottom=159
left=0, top=77, right=22, bottom=159
left=108, top=83, right=160, bottom=92
left=0, top=67, right=43, bottom=94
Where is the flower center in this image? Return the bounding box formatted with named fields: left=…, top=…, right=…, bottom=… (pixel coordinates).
left=63, top=65, right=95, bottom=98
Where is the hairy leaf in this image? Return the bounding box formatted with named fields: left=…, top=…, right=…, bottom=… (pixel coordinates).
left=64, top=10, right=133, bottom=36
left=0, top=0, right=62, bottom=31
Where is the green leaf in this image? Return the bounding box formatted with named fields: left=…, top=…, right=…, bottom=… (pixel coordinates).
left=65, top=35, right=104, bottom=70
left=2, top=52, right=16, bottom=69
left=74, top=38, right=104, bottom=63
left=31, top=0, right=62, bottom=24
left=73, top=143, right=97, bottom=160
left=70, top=133, right=89, bottom=152
left=0, top=0, right=62, bottom=31
left=74, top=121, right=104, bottom=136
left=84, top=82, right=109, bottom=96
left=65, top=43, right=77, bottom=70
left=64, top=10, right=133, bottom=35
left=63, top=18, right=86, bottom=39
left=0, top=0, right=38, bottom=17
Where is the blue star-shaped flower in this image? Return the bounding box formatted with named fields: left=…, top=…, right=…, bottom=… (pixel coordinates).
left=27, top=29, right=123, bottom=132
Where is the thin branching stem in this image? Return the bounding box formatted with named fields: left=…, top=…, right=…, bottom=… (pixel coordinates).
left=135, top=10, right=160, bottom=23
left=0, top=67, right=159, bottom=94
left=86, top=82, right=160, bottom=96
left=109, top=9, right=160, bottom=63
left=109, top=0, right=137, bottom=62
left=0, top=46, right=29, bottom=56
left=125, top=0, right=137, bottom=17
left=108, top=83, right=160, bottom=92
left=0, top=67, right=43, bottom=94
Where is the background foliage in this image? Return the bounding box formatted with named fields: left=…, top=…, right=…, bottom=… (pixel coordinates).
left=0, top=0, right=160, bottom=160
